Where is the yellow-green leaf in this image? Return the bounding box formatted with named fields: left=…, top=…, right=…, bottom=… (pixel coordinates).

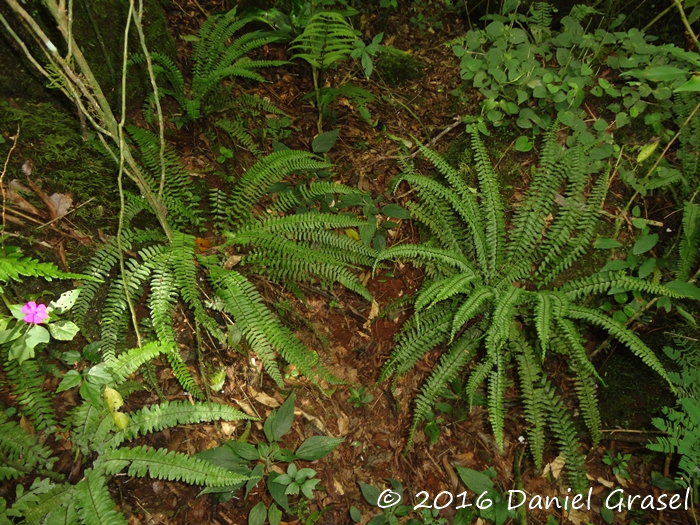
left=111, top=411, right=129, bottom=431
left=103, top=386, right=123, bottom=413
left=637, top=142, right=658, bottom=163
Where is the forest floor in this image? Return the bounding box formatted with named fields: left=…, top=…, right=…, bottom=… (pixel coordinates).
left=1, top=0, right=698, bottom=524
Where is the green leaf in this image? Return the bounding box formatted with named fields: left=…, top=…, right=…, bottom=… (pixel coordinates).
left=637, top=142, right=658, bottom=163
left=268, top=472, right=290, bottom=511
left=638, top=258, right=656, bottom=279
left=675, top=75, right=700, bottom=92
left=227, top=441, right=260, bottom=461
left=358, top=481, right=380, bottom=506
left=312, top=129, right=340, bottom=153
left=270, top=391, right=295, bottom=442
left=249, top=501, right=268, bottom=525
left=665, top=280, right=700, bottom=300
left=454, top=466, right=494, bottom=494
left=381, top=204, right=411, bottom=219
left=301, top=478, right=321, bottom=498
left=595, top=238, right=623, bottom=249
left=514, top=135, right=533, bottom=152
left=48, top=320, right=80, bottom=340
left=57, top=370, right=82, bottom=392
left=651, top=472, right=683, bottom=491
left=268, top=503, right=282, bottom=525
left=48, top=289, right=81, bottom=314
left=632, top=234, right=658, bottom=255
left=80, top=380, right=102, bottom=407
left=295, top=436, right=344, bottom=460
left=350, top=505, right=362, bottom=522
left=0, top=323, right=23, bottom=344
left=25, top=324, right=50, bottom=349
left=273, top=474, right=293, bottom=484
left=627, top=66, right=687, bottom=82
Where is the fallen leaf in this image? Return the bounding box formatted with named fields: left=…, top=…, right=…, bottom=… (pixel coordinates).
left=543, top=453, right=566, bottom=479
left=597, top=477, right=615, bottom=488
left=48, top=192, right=73, bottom=218
left=565, top=508, right=589, bottom=525
left=333, top=479, right=345, bottom=495
left=337, top=413, right=349, bottom=436
left=223, top=255, right=242, bottom=269
left=362, top=300, right=380, bottom=330
left=250, top=388, right=280, bottom=408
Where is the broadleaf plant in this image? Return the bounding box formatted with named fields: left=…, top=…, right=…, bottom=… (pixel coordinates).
left=199, top=391, right=343, bottom=522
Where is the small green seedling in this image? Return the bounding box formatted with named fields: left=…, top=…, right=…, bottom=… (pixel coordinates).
left=273, top=463, right=321, bottom=498
left=348, top=386, right=373, bottom=408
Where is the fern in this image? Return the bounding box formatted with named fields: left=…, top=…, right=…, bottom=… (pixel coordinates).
left=74, top=469, right=128, bottom=525
left=1, top=347, right=57, bottom=431
left=0, top=412, right=55, bottom=479
left=378, top=124, right=691, bottom=484
left=676, top=200, right=700, bottom=281
left=98, top=445, right=254, bottom=487
left=135, top=7, right=286, bottom=126
left=290, top=11, right=357, bottom=71
left=0, top=245, right=90, bottom=285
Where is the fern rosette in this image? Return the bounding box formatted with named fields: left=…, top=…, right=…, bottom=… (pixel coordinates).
left=378, top=123, right=696, bottom=490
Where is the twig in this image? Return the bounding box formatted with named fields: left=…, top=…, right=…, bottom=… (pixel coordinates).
left=673, top=0, right=700, bottom=53
left=1, top=124, right=20, bottom=244
left=36, top=196, right=96, bottom=230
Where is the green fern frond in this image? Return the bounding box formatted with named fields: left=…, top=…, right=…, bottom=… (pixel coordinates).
left=566, top=342, right=602, bottom=446
left=450, top=285, right=493, bottom=342
left=488, top=351, right=508, bottom=451
left=214, top=118, right=261, bottom=156
left=104, top=341, right=173, bottom=385
left=566, top=305, right=673, bottom=390
left=164, top=346, right=204, bottom=400
left=542, top=382, right=588, bottom=492
left=559, top=271, right=692, bottom=301
left=73, top=228, right=165, bottom=325
left=75, top=469, right=127, bottom=525
left=380, top=303, right=454, bottom=382
left=676, top=200, right=700, bottom=281
left=208, top=265, right=338, bottom=387
left=0, top=246, right=90, bottom=285
left=407, top=331, right=479, bottom=449
left=394, top=172, right=486, bottom=269
left=270, top=181, right=366, bottom=214
left=537, top=168, right=610, bottom=285
left=98, top=445, right=256, bottom=487
left=464, top=356, right=494, bottom=408
left=468, top=127, right=506, bottom=276
left=0, top=412, right=55, bottom=478
left=1, top=349, right=57, bottom=431
left=512, top=332, right=547, bottom=470
left=148, top=259, right=178, bottom=345
left=170, top=232, right=225, bottom=341
left=290, top=12, right=357, bottom=70
left=227, top=150, right=331, bottom=224
left=122, top=401, right=255, bottom=440
left=22, top=483, right=75, bottom=524
left=484, top=287, right=523, bottom=360
left=374, top=245, right=475, bottom=274
left=415, top=272, right=478, bottom=312
left=128, top=127, right=202, bottom=227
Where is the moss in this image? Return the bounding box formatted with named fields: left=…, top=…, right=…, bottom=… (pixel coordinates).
left=0, top=99, right=118, bottom=219
left=376, top=46, right=425, bottom=86
left=0, top=0, right=176, bottom=108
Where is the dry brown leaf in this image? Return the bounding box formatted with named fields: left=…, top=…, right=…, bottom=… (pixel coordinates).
left=543, top=453, right=566, bottom=479
left=337, top=413, right=349, bottom=436
left=565, top=508, right=590, bottom=525
left=48, top=192, right=72, bottom=218
left=597, top=477, right=615, bottom=488
left=223, top=255, right=242, bottom=269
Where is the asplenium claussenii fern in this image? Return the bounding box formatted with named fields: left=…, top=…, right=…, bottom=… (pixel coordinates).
left=378, top=123, right=697, bottom=491
left=75, top=129, right=374, bottom=393
left=134, top=7, right=286, bottom=125
left=0, top=341, right=256, bottom=525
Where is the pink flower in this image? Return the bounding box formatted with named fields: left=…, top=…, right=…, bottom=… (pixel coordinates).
left=21, top=301, right=48, bottom=324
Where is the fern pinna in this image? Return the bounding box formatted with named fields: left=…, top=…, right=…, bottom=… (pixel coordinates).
left=0, top=342, right=256, bottom=524
left=75, top=129, right=374, bottom=393
left=378, top=123, right=697, bottom=490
